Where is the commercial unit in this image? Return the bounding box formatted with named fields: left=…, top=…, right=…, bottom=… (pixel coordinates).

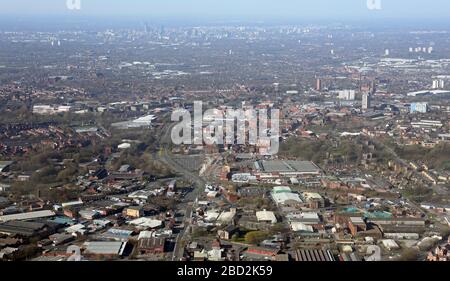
left=294, top=249, right=335, bottom=261
left=256, top=210, right=278, bottom=224
left=271, top=186, right=303, bottom=207
left=255, top=160, right=321, bottom=177
left=0, top=210, right=56, bottom=223
left=83, top=241, right=127, bottom=257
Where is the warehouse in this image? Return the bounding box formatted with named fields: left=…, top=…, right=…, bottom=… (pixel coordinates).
left=254, top=160, right=321, bottom=177
left=256, top=210, right=278, bottom=224
left=0, top=221, right=54, bottom=237
left=83, top=241, right=127, bottom=257
left=295, top=249, right=335, bottom=261
left=271, top=186, right=303, bottom=207
left=0, top=210, right=56, bottom=223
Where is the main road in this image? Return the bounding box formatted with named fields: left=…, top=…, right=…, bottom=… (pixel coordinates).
left=156, top=121, right=206, bottom=260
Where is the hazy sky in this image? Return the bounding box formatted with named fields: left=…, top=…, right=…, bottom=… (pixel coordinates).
left=1, top=0, right=450, bottom=21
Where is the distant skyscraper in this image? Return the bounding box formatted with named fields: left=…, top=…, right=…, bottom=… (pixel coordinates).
left=315, top=78, right=322, bottom=91
left=371, top=80, right=377, bottom=95
left=432, top=79, right=445, bottom=89
left=432, top=79, right=440, bottom=89
left=362, top=92, right=371, bottom=110
left=338, top=90, right=356, bottom=100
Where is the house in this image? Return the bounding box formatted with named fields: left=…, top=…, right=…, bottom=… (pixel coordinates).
left=218, top=225, right=239, bottom=240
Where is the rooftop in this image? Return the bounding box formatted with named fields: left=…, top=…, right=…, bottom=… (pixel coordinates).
left=83, top=241, right=127, bottom=256
left=256, top=210, right=277, bottom=224
left=256, top=160, right=321, bottom=174
left=0, top=210, right=56, bottom=222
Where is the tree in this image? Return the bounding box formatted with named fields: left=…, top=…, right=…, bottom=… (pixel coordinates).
left=244, top=231, right=270, bottom=244
left=57, top=163, right=79, bottom=183
left=270, top=223, right=289, bottom=234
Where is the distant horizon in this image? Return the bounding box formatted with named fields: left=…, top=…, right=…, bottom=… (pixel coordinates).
left=2, top=0, right=450, bottom=31
left=2, top=14, right=450, bottom=31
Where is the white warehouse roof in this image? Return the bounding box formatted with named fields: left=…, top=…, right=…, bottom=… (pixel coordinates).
left=256, top=210, right=277, bottom=224
left=0, top=210, right=56, bottom=222
left=272, top=192, right=303, bottom=205
left=83, top=241, right=127, bottom=256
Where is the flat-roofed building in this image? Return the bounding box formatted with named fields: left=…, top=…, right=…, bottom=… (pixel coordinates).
left=254, top=160, right=321, bottom=177
left=0, top=221, right=54, bottom=237
left=271, top=187, right=303, bottom=207
left=83, top=241, right=127, bottom=257
left=368, top=217, right=425, bottom=226
left=0, top=210, right=56, bottom=223
left=256, top=210, right=278, bottom=224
